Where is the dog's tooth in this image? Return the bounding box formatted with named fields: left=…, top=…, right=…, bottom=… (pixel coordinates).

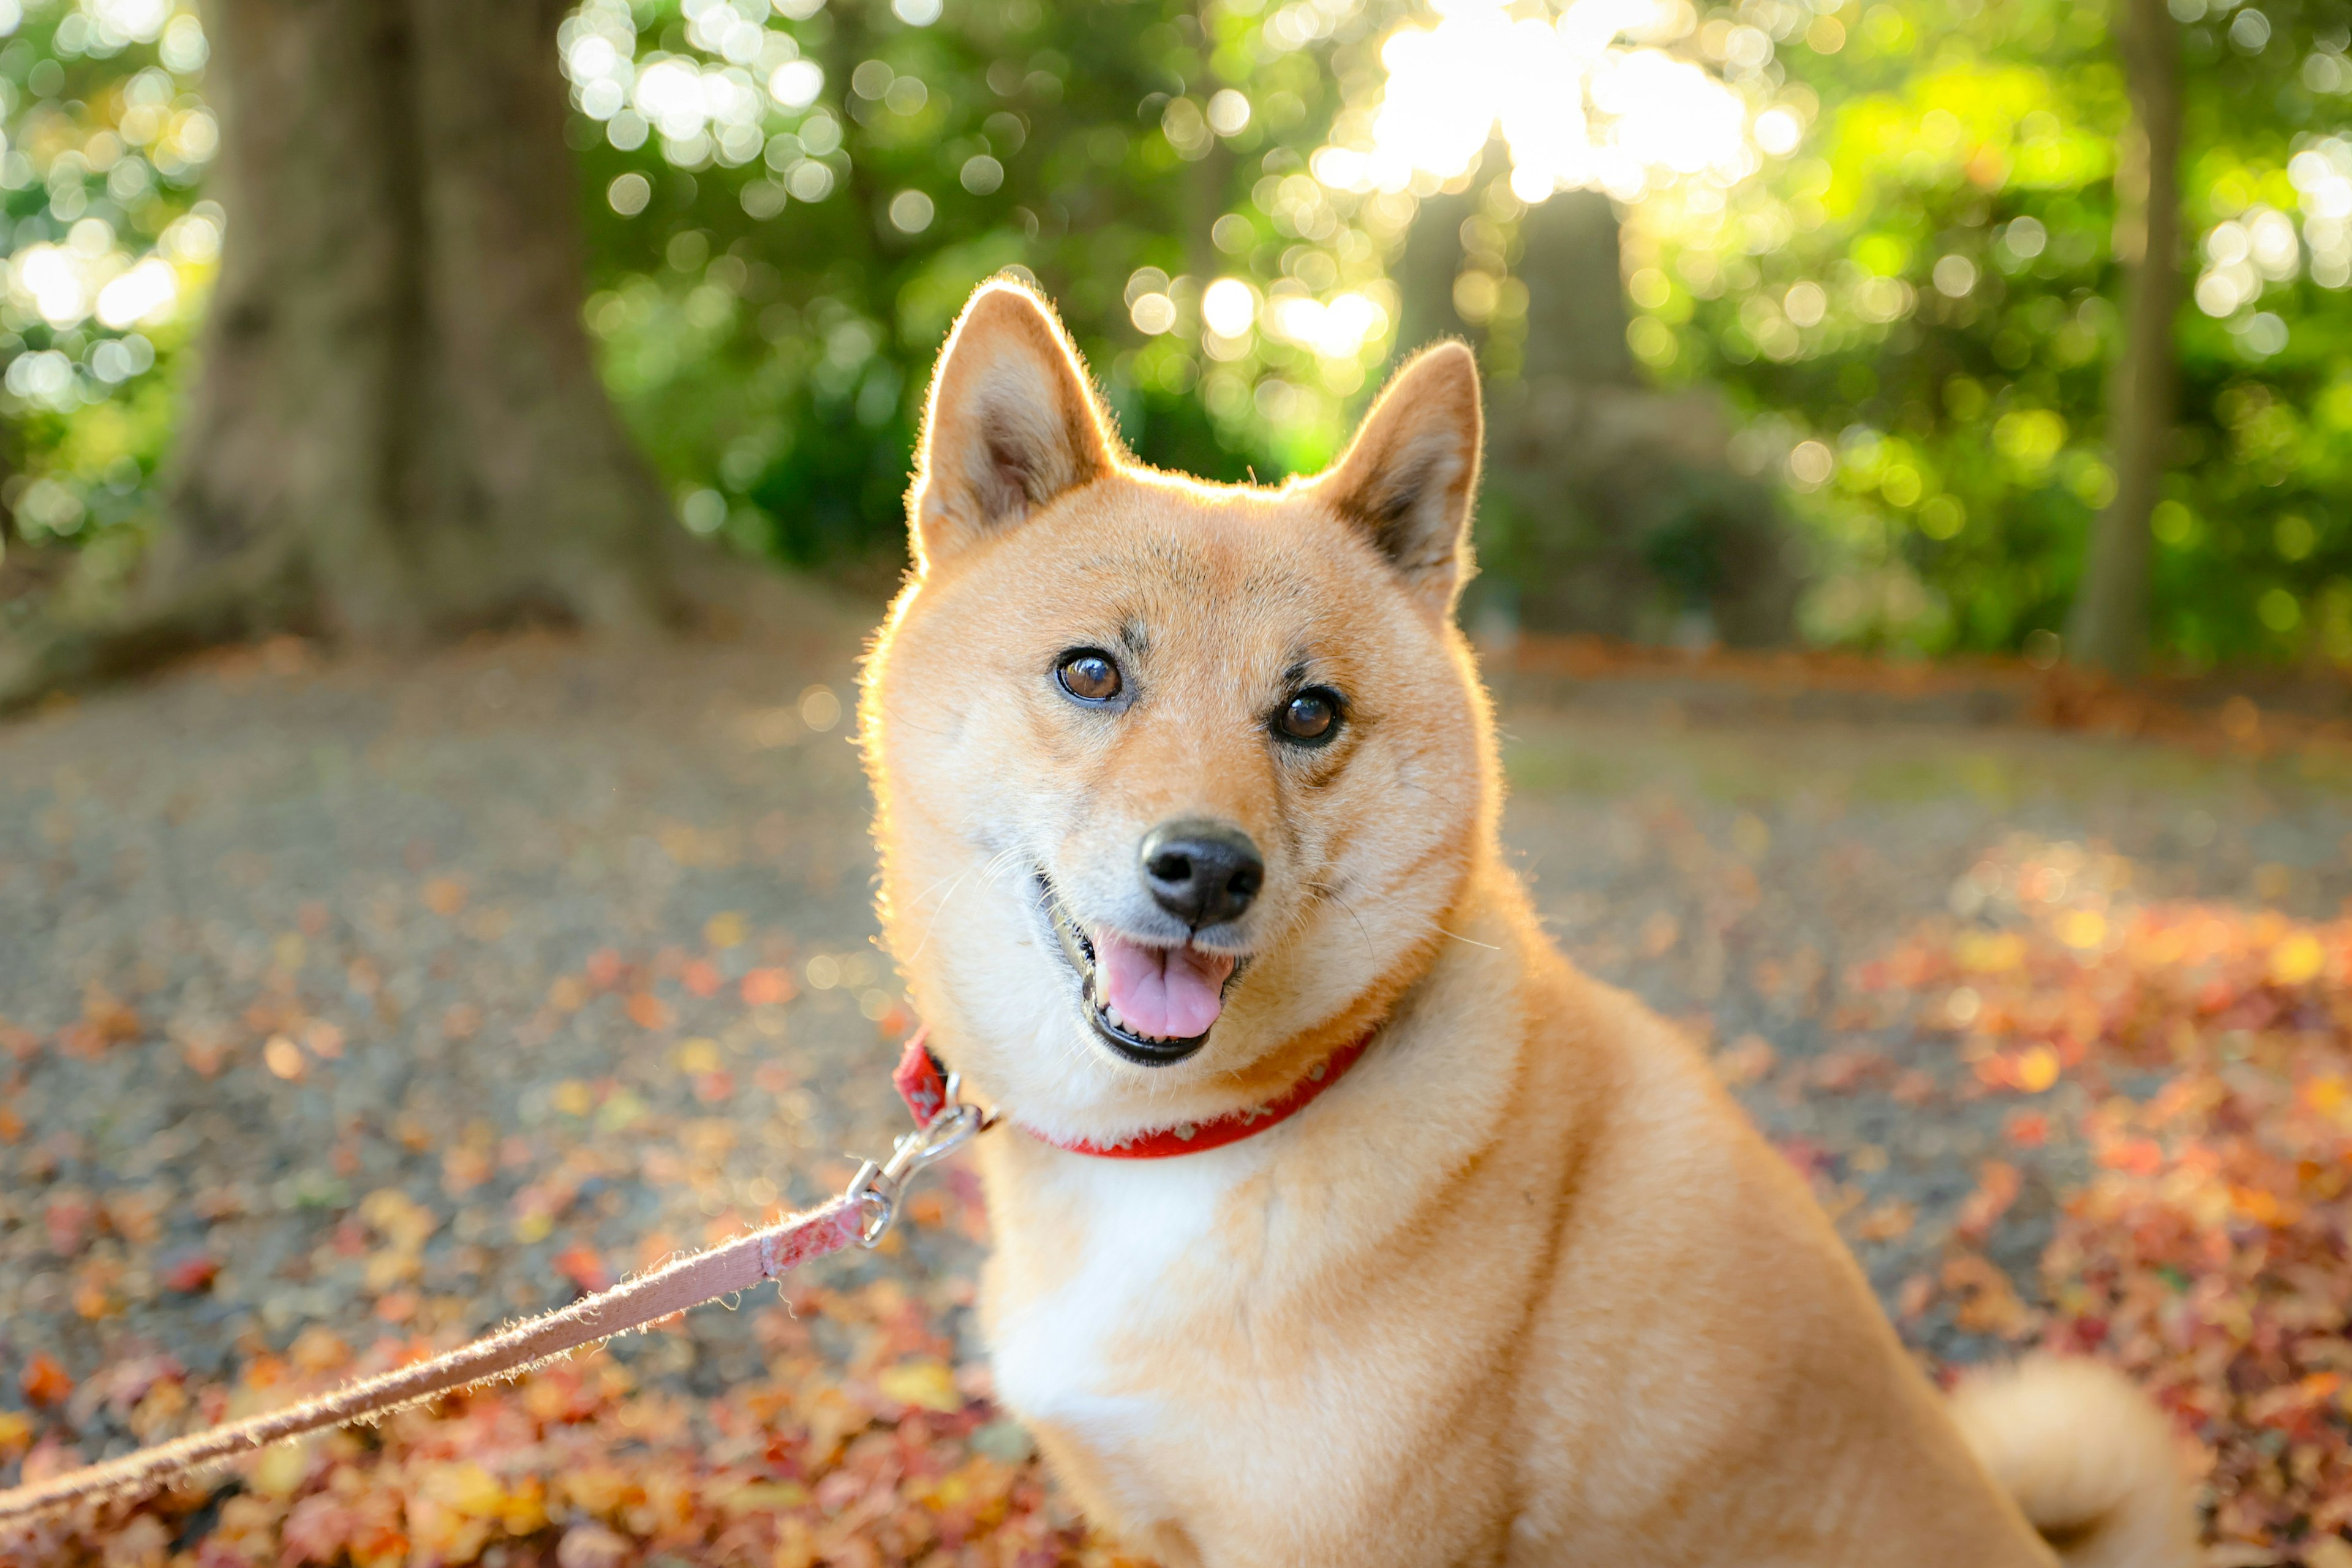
left=1106, top=1004, right=1126, bottom=1030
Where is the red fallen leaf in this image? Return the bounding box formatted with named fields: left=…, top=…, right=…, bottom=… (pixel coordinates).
left=1775, top=1137, right=1834, bottom=1181
left=682, top=959, right=723, bottom=998
left=21, top=1352, right=74, bottom=1406
left=2003, top=1110, right=2050, bottom=1148
left=625, top=992, right=671, bottom=1031
left=556, top=1245, right=614, bottom=1294
left=161, top=1249, right=222, bottom=1293
left=585, top=948, right=627, bottom=990
left=741, top=967, right=796, bottom=1007
left=43, top=1192, right=94, bottom=1256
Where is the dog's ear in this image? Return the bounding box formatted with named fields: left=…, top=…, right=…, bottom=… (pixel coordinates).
left=907, top=280, right=1119, bottom=571
left=1312, top=342, right=1483, bottom=615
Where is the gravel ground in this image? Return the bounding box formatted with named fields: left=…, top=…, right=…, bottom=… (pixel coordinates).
left=6, top=606, right=2350, bottom=1479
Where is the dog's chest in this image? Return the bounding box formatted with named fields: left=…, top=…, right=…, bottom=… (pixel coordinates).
left=983, top=1157, right=1240, bottom=1509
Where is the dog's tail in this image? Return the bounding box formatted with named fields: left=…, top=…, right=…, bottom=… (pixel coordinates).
left=1947, top=1355, right=2199, bottom=1568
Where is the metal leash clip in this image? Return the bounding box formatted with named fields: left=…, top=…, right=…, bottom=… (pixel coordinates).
left=847, top=1071, right=989, bottom=1248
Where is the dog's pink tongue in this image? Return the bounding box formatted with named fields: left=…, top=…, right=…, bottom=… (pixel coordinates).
left=1098, top=932, right=1235, bottom=1039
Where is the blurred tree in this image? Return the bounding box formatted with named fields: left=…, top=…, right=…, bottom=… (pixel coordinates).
left=7, top=0, right=2352, bottom=680
left=1398, top=180, right=1794, bottom=643
left=0, top=4, right=215, bottom=627
left=2, top=0, right=684, bottom=705
left=555, top=0, right=1393, bottom=582
left=1627, top=0, right=2352, bottom=667
left=2067, top=0, right=2182, bottom=674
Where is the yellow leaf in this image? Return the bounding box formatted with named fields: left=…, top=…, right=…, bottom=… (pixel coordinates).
left=877, top=1357, right=963, bottom=1414
left=426, top=1461, right=509, bottom=1519
left=2054, top=909, right=2106, bottom=951
left=715, top=1480, right=810, bottom=1515
left=1958, top=932, right=2026, bottom=974
left=250, top=1437, right=315, bottom=1498
left=2270, top=932, right=2326, bottom=987
left=500, top=1476, right=548, bottom=1536
left=2308, top=1074, right=2352, bottom=1131
left=2016, top=1044, right=2060, bottom=1094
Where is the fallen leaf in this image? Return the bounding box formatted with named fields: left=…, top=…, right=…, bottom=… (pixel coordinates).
left=21, top=1352, right=74, bottom=1406
left=556, top=1245, right=614, bottom=1294
left=160, top=1249, right=221, bottom=1294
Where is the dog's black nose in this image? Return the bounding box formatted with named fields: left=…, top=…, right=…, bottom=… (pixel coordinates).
left=1138, top=820, right=1263, bottom=929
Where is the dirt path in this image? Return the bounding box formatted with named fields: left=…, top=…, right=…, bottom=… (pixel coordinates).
left=5, top=616, right=2346, bottom=1562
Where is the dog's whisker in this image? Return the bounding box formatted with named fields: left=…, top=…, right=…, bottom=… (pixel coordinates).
left=902, top=868, right=970, bottom=962
left=1306, top=879, right=1378, bottom=970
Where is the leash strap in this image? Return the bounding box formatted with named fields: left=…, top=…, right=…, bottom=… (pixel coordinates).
left=1, top=1025, right=1364, bottom=1523
left=0, top=1049, right=984, bottom=1528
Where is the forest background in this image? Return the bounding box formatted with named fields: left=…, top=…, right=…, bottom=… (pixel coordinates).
left=0, top=0, right=2348, bottom=685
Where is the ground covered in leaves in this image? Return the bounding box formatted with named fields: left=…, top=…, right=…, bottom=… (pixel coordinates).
left=4, top=617, right=2352, bottom=1567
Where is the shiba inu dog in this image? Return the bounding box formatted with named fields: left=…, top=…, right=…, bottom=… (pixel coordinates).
left=858, top=280, right=2196, bottom=1567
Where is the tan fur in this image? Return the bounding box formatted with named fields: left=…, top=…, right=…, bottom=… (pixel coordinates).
left=1950, top=1357, right=2202, bottom=1568
left=859, top=279, right=2198, bottom=1567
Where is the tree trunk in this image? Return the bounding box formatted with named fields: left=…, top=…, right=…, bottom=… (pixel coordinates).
left=1393, top=189, right=1475, bottom=356
left=3, top=0, right=680, bottom=704
left=1517, top=189, right=1638, bottom=386
left=2066, top=0, right=2182, bottom=677
left=1411, top=183, right=1793, bottom=644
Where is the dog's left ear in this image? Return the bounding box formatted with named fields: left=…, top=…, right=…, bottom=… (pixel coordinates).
left=907, top=280, right=1120, bottom=571
left=1312, top=342, right=1483, bottom=616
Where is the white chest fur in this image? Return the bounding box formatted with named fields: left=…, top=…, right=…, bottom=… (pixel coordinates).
left=985, top=1149, right=1249, bottom=1514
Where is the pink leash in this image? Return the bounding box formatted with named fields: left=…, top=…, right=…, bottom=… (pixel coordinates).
left=2, top=1025, right=1371, bottom=1525
left=0, top=1039, right=986, bottom=1528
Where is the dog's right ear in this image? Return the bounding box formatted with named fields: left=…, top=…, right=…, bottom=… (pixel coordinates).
left=907, top=281, right=1118, bottom=571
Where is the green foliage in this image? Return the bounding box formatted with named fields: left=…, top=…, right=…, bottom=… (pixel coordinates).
left=1626, top=0, right=2352, bottom=665
left=0, top=0, right=210, bottom=562
left=10, top=0, right=2352, bottom=671
left=561, top=0, right=1402, bottom=573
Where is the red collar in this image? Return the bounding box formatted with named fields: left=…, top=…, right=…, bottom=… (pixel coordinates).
left=893, top=1027, right=1374, bottom=1159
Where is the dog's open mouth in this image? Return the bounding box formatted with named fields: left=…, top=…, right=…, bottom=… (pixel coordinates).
left=1037, top=875, right=1237, bottom=1066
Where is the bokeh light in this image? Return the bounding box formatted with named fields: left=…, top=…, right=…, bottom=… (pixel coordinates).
left=1313, top=0, right=1760, bottom=205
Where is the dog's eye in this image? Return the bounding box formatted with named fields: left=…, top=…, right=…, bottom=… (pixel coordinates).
left=1055, top=649, right=1124, bottom=704
left=1276, top=688, right=1341, bottom=745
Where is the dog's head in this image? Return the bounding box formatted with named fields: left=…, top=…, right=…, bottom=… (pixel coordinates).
left=861, top=281, right=1493, bottom=1137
